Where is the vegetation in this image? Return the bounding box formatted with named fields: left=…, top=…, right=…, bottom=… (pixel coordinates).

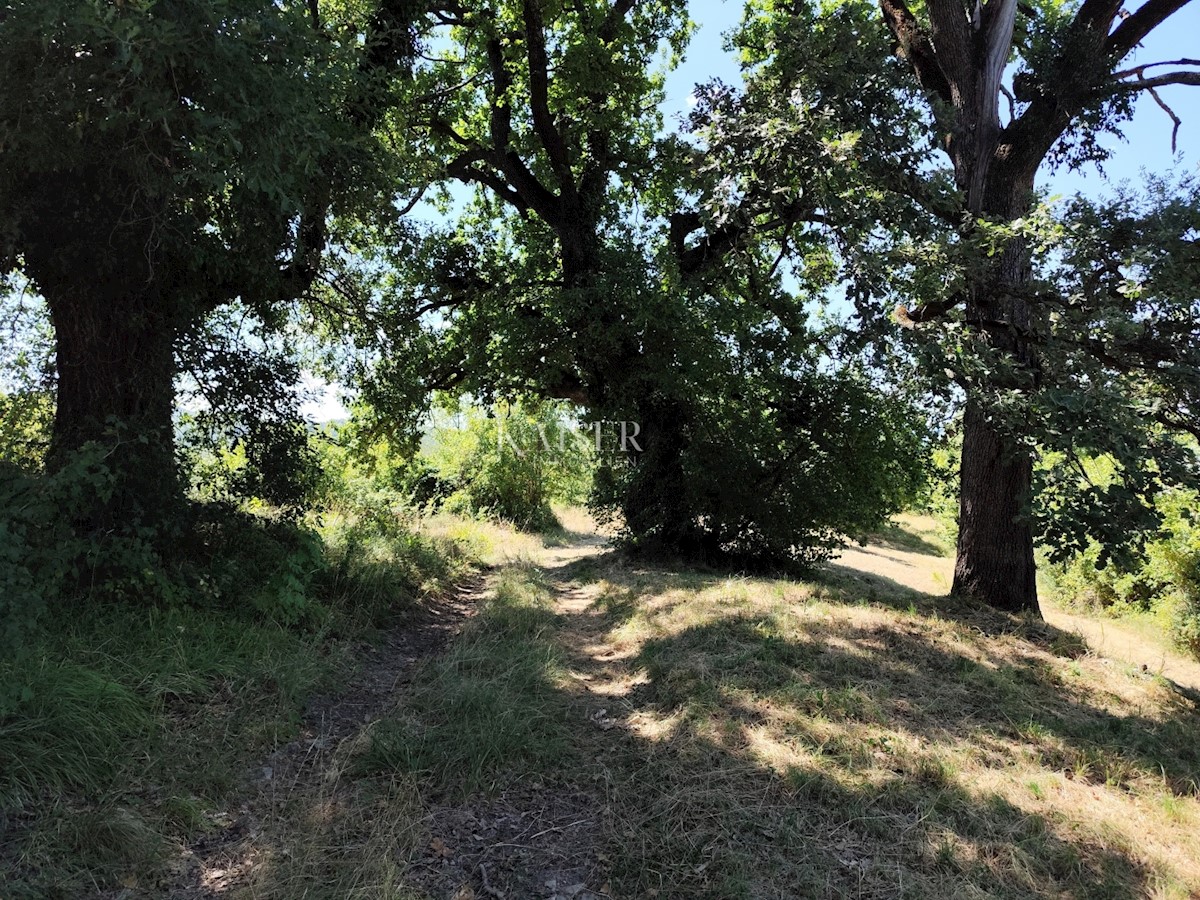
left=421, top=401, right=594, bottom=531
left=1, top=0, right=1199, bottom=895
left=1049, top=486, right=1200, bottom=657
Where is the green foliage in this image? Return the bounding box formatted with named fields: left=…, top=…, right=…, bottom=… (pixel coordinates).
left=422, top=401, right=594, bottom=532
left=0, top=389, right=53, bottom=472
left=0, top=442, right=472, bottom=709
left=0, top=444, right=179, bottom=696
left=0, top=0, right=377, bottom=284
left=597, top=362, right=930, bottom=567
left=179, top=312, right=324, bottom=512
left=0, top=284, right=55, bottom=472
left=1024, top=179, right=1200, bottom=566
left=1050, top=487, right=1200, bottom=659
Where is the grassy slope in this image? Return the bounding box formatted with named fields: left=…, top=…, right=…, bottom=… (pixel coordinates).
left=362, top=515, right=1200, bottom=899
left=5, top=511, right=1200, bottom=899
left=0, top=513, right=539, bottom=899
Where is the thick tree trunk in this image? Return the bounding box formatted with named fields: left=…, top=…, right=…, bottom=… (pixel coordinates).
left=45, top=283, right=180, bottom=531
left=952, top=177, right=1042, bottom=614
left=952, top=398, right=1038, bottom=611
left=17, top=165, right=184, bottom=534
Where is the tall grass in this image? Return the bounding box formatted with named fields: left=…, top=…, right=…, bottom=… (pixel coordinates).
left=0, top=505, right=483, bottom=896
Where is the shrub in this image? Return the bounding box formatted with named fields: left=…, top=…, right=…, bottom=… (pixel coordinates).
left=1049, top=488, right=1200, bottom=658
left=424, top=400, right=593, bottom=531
left=595, top=365, right=930, bottom=568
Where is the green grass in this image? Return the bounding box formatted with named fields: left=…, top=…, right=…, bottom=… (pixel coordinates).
left=354, top=563, right=575, bottom=795
left=8, top=513, right=1200, bottom=899
left=0, top=508, right=483, bottom=898
left=0, top=604, right=343, bottom=895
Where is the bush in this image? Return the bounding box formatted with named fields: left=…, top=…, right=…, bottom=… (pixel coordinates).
left=1049, top=488, right=1200, bottom=658
left=423, top=400, right=594, bottom=531
left=595, top=365, right=929, bottom=568
left=0, top=443, right=472, bottom=719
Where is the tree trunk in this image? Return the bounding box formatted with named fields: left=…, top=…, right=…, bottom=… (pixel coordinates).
left=16, top=164, right=184, bottom=534
left=952, top=176, right=1042, bottom=614
left=45, top=282, right=180, bottom=532
left=952, top=398, right=1038, bottom=611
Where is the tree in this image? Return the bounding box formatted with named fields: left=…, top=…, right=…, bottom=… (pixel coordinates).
left=321, top=0, right=929, bottom=564
left=738, top=0, right=1200, bottom=611
left=0, top=0, right=418, bottom=533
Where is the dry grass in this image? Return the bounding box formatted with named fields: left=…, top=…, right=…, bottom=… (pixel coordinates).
left=16, top=511, right=1198, bottom=899
left=320, top=513, right=1200, bottom=898
left=549, top=543, right=1200, bottom=899
left=242, top=741, right=428, bottom=899
left=418, top=511, right=546, bottom=566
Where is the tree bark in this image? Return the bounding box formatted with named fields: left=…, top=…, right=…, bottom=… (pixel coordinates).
left=953, top=398, right=1038, bottom=611
left=45, top=280, right=180, bottom=531
left=18, top=163, right=183, bottom=533
left=952, top=173, right=1042, bottom=614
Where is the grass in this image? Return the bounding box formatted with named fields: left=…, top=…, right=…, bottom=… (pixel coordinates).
left=0, top=606, right=336, bottom=896
left=7, top=511, right=1200, bottom=898
left=354, top=517, right=1200, bottom=898
left=354, top=562, right=574, bottom=795
left=0, top=508, right=498, bottom=898
left=553, top=549, right=1200, bottom=898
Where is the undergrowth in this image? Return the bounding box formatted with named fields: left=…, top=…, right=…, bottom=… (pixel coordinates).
left=0, top=503, right=485, bottom=898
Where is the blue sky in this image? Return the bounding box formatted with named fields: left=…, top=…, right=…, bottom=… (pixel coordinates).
left=664, top=0, right=1199, bottom=199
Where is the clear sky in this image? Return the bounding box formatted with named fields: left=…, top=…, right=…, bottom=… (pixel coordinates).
left=664, top=0, right=1200, bottom=199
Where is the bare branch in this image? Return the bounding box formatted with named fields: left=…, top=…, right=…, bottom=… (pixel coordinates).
left=1107, top=0, right=1193, bottom=62
left=1150, top=85, right=1184, bottom=151
left=999, top=83, right=1016, bottom=123
left=896, top=293, right=966, bottom=325
left=1110, top=70, right=1200, bottom=91
left=445, top=153, right=532, bottom=215
left=395, top=185, right=428, bottom=219
left=1111, top=57, right=1200, bottom=79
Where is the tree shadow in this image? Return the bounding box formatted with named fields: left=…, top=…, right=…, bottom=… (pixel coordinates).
left=527, top=555, right=1200, bottom=897
left=860, top=519, right=952, bottom=558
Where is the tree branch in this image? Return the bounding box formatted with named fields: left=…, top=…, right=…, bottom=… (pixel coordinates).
left=522, top=0, right=574, bottom=193
left=1107, top=0, right=1194, bottom=62
left=879, top=0, right=955, bottom=106
left=445, top=152, right=533, bottom=215
left=483, top=36, right=563, bottom=226
left=1111, top=57, right=1200, bottom=79
left=1109, top=70, right=1200, bottom=91
left=600, top=0, right=637, bottom=42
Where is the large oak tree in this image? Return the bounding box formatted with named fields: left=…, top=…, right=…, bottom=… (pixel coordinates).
left=738, top=0, right=1200, bottom=611
left=0, top=0, right=418, bottom=532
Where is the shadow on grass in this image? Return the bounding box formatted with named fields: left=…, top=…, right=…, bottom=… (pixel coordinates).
left=523, top=552, right=1200, bottom=898
left=860, top=520, right=952, bottom=557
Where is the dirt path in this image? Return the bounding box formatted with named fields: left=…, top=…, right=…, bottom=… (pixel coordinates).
left=401, top=526, right=618, bottom=900
left=831, top=516, right=1200, bottom=694
left=157, top=574, right=490, bottom=898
